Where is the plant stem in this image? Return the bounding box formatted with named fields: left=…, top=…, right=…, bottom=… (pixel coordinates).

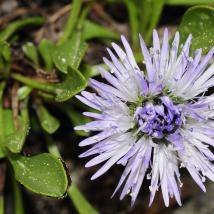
left=0, top=194, right=3, bottom=214
left=13, top=178, right=25, bottom=214
left=58, top=0, right=82, bottom=45
left=45, top=135, right=99, bottom=214
left=11, top=74, right=55, bottom=93
left=68, top=183, right=98, bottom=214
left=0, top=82, right=6, bottom=145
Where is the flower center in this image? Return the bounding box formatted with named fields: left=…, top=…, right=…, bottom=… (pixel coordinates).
left=134, top=96, right=183, bottom=139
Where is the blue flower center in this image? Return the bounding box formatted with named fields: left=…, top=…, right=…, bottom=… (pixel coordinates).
left=134, top=96, right=183, bottom=139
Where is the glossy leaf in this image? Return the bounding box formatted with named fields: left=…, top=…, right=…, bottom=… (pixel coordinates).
left=46, top=139, right=98, bottom=214
left=0, top=17, right=45, bottom=42
left=22, top=42, right=39, bottom=66
left=54, top=66, right=87, bottom=102
left=83, top=20, right=119, bottom=41
left=3, top=107, right=29, bottom=153
left=38, top=39, right=54, bottom=71
left=17, top=86, right=32, bottom=101
left=12, top=66, right=87, bottom=102
left=8, top=152, right=69, bottom=197
left=35, top=102, right=60, bottom=134
left=53, top=35, right=88, bottom=74
left=3, top=110, right=14, bottom=135
left=178, top=6, right=214, bottom=54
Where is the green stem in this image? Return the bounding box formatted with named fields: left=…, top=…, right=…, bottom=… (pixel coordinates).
left=166, top=0, right=214, bottom=5
left=0, top=194, right=3, bottom=214
left=11, top=74, right=55, bottom=94
left=0, top=82, right=6, bottom=144
left=58, top=0, right=82, bottom=45
left=45, top=135, right=99, bottom=214
left=13, top=178, right=25, bottom=214
left=68, top=183, right=98, bottom=214
left=0, top=83, right=5, bottom=214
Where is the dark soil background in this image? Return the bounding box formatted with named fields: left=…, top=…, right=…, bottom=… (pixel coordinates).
left=1, top=0, right=213, bottom=214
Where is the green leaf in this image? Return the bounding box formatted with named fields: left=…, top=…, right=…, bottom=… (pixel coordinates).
left=138, top=0, right=153, bottom=36
left=38, top=39, right=54, bottom=71
left=35, top=102, right=60, bottom=134
left=0, top=41, right=11, bottom=74
left=166, top=0, right=214, bottom=5
left=3, top=107, right=29, bottom=153
left=0, top=17, right=45, bottom=42
left=58, top=0, right=82, bottom=45
left=3, top=109, right=14, bottom=135
left=124, top=0, right=138, bottom=50
left=12, top=66, right=87, bottom=102
left=178, top=6, right=214, bottom=54
left=0, top=148, right=5, bottom=159
left=145, top=0, right=165, bottom=43
left=8, top=152, right=69, bottom=197
left=53, top=35, right=88, bottom=74
left=82, top=64, right=105, bottom=79
left=17, top=86, right=32, bottom=101
left=0, top=41, right=10, bottom=63
left=54, top=66, right=87, bottom=102
left=46, top=138, right=99, bottom=214
left=0, top=82, right=6, bottom=151
left=22, top=42, right=39, bottom=66
left=83, top=20, right=119, bottom=41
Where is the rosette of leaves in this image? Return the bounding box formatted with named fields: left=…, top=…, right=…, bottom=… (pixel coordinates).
left=0, top=0, right=120, bottom=213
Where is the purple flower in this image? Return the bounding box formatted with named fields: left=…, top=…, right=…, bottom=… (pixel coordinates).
left=75, top=29, right=214, bottom=207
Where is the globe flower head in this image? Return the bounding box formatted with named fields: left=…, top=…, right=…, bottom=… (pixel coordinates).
left=75, top=29, right=214, bottom=207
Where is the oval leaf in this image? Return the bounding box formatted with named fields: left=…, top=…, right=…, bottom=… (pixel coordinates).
left=38, top=39, right=54, bottom=71
left=3, top=108, right=29, bottom=153
left=18, top=86, right=32, bottom=101
left=8, top=152, right=69, bottom=197
left=54, top=66, right=87, bottom=102
left=22, top=42, right=39, bottom=66
left=35, top=102, right=60, bottom=134
left=53, top=33, right=88, bottom=73
left=178, top=6, right=214, bottom=54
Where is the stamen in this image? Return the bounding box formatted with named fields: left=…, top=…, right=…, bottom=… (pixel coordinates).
left=134, top=96, right=183, bottom=141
